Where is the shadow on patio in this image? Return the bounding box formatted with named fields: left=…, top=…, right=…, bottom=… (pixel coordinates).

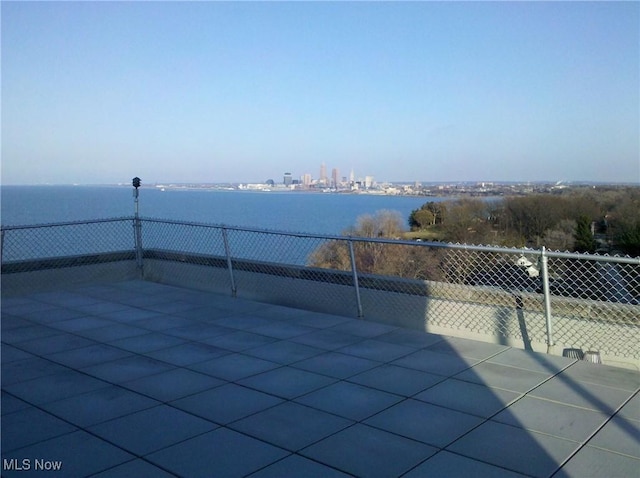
left=2, top=279, right=639, bottom=477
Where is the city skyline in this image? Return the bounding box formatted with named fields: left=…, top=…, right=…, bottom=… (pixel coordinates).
left=2, top=2, right=639, bottom=186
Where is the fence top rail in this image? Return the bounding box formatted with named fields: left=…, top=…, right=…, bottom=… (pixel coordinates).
left=2, top=216, right=639, bottom=265
left=1, top=216, right=135, bottom=231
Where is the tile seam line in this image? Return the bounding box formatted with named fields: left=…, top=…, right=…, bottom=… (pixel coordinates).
left=549, top=387, right=640, bottom=477
left=440, top=357, right=633, bottom=477
left=1, top=400, right=181, bottom=478
left=397, top=351, right=580, bottom=476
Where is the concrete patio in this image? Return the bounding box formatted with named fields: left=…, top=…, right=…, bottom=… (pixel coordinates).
left=2, top=280, right=639, bottom=477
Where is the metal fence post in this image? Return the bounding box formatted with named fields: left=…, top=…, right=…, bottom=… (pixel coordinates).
left=134, top=217, right=143, bottom=276
left=348, top=238, right=364, bottom=318
left=539, top=246, right=554, bottom=353
left=222, top=227, right=237, bottom=297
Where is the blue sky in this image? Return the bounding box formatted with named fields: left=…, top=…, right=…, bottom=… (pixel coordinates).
left=2, top=1, right=638, bottom=185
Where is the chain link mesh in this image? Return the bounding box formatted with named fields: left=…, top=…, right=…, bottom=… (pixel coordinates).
left=545, top=255, right=639, bottom=360
left=2, top=218, right=135, bottom=266
left=2, top=218, right=639, bottom=363
left=1, top=218, right=137, bottom=293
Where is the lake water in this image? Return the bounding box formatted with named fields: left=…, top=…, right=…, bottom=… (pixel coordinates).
left=1, top=185, right=441, bottom=235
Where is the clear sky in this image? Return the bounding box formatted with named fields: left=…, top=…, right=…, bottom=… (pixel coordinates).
left=2, top=1, right=639, bottom=185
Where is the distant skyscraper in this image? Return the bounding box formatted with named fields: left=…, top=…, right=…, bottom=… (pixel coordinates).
left=283, top=172, right=292, bottom=186
left=302, top=173, right=312, bottom=187
left=365, top=176, right=374, bottom=189
left=320, top=163, right=327, bottom=186
left=331, top=168, right=339, bottom=188
left=349, top=168, right=355, bottom=185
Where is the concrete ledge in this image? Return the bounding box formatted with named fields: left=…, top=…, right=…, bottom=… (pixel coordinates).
left=1, top=260, right=139, bottom=296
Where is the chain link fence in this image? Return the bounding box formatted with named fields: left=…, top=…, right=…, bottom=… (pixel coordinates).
left=2, top=217, right=639, bottom=365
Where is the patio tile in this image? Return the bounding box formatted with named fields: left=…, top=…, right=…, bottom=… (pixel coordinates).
left=337, top=338, right=415, bottom=362
left=1, top=356, right=69, bottom=386
left=13, top=333, right=97, bottom=356
left=427, top=336, right=510, bottom=360
left=162, top=322, right=233, bottom=340
left=296, top=381, right=403, bottom=421
left=1, top=297, right=41, bottom=312
left=49, top=316, right=114, bottom=332
left=1, top=324, right=60, bottom=343
left=447, top=420, right=580, bottom=478
left=4, top=370, right=110, bottom=405
left=76, top=323, right=149, bottom=341
left=71, top=300, right=132, bottom=315
left=230, top=401, right=354, bottom=451
left=1, top=391, right=31, bottom=415
left=301, top=423, right=437, bottom=478
left=238, top=366, right=336, bottom=399
left=487, top=347, right=576, bottom=374
left=171, top=383, right=283, bottom=424
left=329, top=320, right=399, bottom=338
left=553, top=444, right=640, bottom=478
left=250, top=321, right=318, bottom=339
left=1, top=300, right=55, bottom=317
left=247, top=454, right=351, bottom=477
left=97, top=308, right=166, bottom=322
left=291, top=351, right=380, bottom=379
left=123, top=368, right=225, bottom=402
left=529, top=375, right=635, bottom=414
left=348, top=364, right=445, bottom=396
left=587, top=415, right=640, bottom=458
left=455, top=362, right=553, bottom=393
left=46, top=344, right=132, bottom=368
left=414, top=378, right=522, bottom=418
left=214, top=297, right=267, bottom=315
left=1, top=430, right=134, bottom=477
left=91, top=459, right=176, bottom=477
left=403, top=450, right=528, bottom=477
left=365, top=399, right=484, bottom=448
left=42, top=385, right=159, bottom=427
left=147, top=342, right=230, bottom=366
left=81, top=355, right=176, bottom=383
left=202, top=330, right=277, bottom=352
left=1, top=407, right=77, bottom=452
left=618, top=393, right=640, bottom=422
left=145, top=300, right=198, bottom=314
left=189, top=353, right=280, bottom=381
left=289, top=328, right=364, bottom=350
left=493, top=396, right=610, bottom=442
left=211, top=314, right=275, bottom=330
left=0, top=315, right=32, bottom=331
left=108, top=332, right=187, bottom=353
left=172, top=305, right=235, bottom=321
left=0, top=344, right=35, bottom=363
left=33, top=291, right=100, bottom=308
left=133, top=314, right=198, bottom=331
left=252, top=304, right=311, bottom=320
left=288, top=311, right=352, bottom=329
left=88, top=405, right=217, bottom=455
left=376, top=328, right=445, bottom=349
left=18, top=306, right=87, bottom=323
left=558, top=361, right=640, bottom=392
left=147, top=428, right=289, bottom=478
left=392, top=348, right=478, bottom=376
left=243, top=340, right=324, bottom=364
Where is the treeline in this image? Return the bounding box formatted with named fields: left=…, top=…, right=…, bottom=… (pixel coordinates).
left=409, top=187, right=640, bottom=255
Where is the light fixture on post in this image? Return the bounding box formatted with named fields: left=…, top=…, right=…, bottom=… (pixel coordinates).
left=132, top=177, right=143, bottom=273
